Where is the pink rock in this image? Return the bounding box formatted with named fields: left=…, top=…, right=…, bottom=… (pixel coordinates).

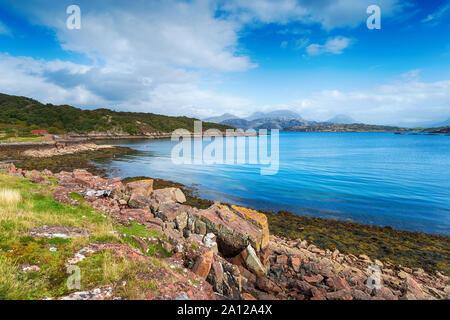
left=326, top=276, right=351, bottom=291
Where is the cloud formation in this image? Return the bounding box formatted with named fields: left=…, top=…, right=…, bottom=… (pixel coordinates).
left=0, top=20, right=12, bottom=36
left=306, top=36, right=353, bottom=56
left=422, top=4, right=450, bottom=26
left=295, top=73, right=450, bottom=125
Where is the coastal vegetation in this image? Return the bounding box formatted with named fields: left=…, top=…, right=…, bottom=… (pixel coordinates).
left=286, top=123, right=417, bottom=132
left=0, top=174, right=170, bottom=299
left=0, top=93, right=232, bottom=136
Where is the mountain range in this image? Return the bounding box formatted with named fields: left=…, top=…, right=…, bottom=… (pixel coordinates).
left=204, top=110, right=360, bottom=130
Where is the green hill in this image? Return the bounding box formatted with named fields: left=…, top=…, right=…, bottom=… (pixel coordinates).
left=0, top=93, right=232, bottom=135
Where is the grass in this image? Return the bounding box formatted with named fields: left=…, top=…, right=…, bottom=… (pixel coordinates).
left=0, top=188, right=21, bottom=205
left=1, top=136, right=45, bottom=144
left=0, top=173, right=172, bottom=300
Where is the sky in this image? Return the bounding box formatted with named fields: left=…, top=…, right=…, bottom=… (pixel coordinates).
left=0, top=0, right=449, bottom=126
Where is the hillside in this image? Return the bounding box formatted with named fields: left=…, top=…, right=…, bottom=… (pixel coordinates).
left=286, top=123, right=412, bottom=132
left=426, top=126, right=450, bottom=134
left=0, top=93, right=232, bottom=136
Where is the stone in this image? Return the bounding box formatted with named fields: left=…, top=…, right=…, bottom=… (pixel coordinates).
left=326, top=276, right=351, bottom=291
left=192, top=250, right=214, bottom=280
left=243, top=245, right=266, bottom=277
left=231, top=205, right=270, bottom=249
left=126, top=180, right=153, bottom=208
left=175, top=213, right=188, bottom=231
left=276, top=255, right=288, bottom=265
left=53, top=187, right=72, bottom=204
left=131, top=235, right=149, bottom=252
left=241, top=293, right=256, bottom=300
left=192, top=203, right=269, bottom=256
left=203, top=233, right=218, bottom=253
left=375, top=286, right=398, bottom=300
left=150, top=187, right=186, bottom=210
left=398, top=270, right=408, bottom=279
left=326, top=289, right=353, bottom=300
left=256, top=277, right=282, bottom=294
left=19, top=263, right=41, bottom=273
left=125, top=180, right=153, bottom=196
left=28, top=225, right=91, bottom=239
left=302, top=274, right=324, bottom=283
left=404, top=276, right=424, bottom=297
left=156, top=202, right=190, bottom=223
left=128, top=192, right=151, bottom=209
left=310, top=287, right=327, bottom=300
left=195, top=219, right=207, bottom=235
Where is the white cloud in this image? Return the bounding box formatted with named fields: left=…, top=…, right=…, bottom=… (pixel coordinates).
left=220, top=0, right=406, bottom=29
left=306, top=36, right=352, bottom=56
left=0, top=20, right=12, bottom=36
left=422, top=4, right=450, bottom=26
left=293, top=74, right=450, bottom=125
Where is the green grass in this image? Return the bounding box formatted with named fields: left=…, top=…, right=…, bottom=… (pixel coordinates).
left=0, top=173, right=176, bottom=299
left=1, top=136, right=45, bottom=144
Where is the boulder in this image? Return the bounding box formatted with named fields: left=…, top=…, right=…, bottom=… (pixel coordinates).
left=326, top=276, right=351, bottom=291
left=120, top=209, right=154, bottom=224
left=156, top=202, right=191, bottom=224
left=53, top=187, right=72, bottom=204
left=242, top=245, right=266, bottom=277
left=150, top=187, right=186, bottom=210
left=192, top=250, right=214, bottom=280
left=125, top=180, right=153, bottom=196
left=192, top=203, right=269, bottom=256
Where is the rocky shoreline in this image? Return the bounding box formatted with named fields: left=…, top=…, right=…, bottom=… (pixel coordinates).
left=0, top=162, right=448, bottom=300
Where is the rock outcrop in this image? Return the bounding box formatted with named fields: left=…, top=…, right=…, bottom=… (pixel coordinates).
left=1, top=161, right=448, bottom=301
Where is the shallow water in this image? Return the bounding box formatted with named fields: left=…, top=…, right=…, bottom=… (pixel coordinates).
left=98, top=132, right=450, bottom=235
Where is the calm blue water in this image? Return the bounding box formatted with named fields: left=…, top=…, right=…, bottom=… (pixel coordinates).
left=98, top=132, right=450, bottom=235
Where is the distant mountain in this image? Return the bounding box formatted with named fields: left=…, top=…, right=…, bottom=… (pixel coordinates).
left=286, top=123, right=411, bottom=132
left=204, top=113, right=239, bottom=124
left=326, top=114, right=356, bottom=124
left=393, top=118, right=450, bottom=128
left=222, top=117, right=315, bottom=131
left=246, top=109, right=303, bottom=121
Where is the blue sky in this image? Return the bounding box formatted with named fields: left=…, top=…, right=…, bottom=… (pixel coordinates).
left=0, top=0, right=449, bottom=125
